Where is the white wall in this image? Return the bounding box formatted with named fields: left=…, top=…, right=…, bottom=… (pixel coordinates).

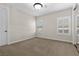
left=8, top=4, right=36, bottom=44
left=0, top=3, right=73, bottom=45
left=36, top=8, right=73, bottom=43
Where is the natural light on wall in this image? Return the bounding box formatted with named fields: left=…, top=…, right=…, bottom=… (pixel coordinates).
left=30, top=19, right=36, bottom=33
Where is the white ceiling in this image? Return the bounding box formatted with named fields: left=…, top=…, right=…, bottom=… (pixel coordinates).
left=10, top=3, right=74, bottom=16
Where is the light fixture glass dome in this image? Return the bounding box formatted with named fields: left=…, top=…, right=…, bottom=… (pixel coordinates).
left=34, top=4, right=41, bottom=9
left=33, top=3, right=43, bottom=10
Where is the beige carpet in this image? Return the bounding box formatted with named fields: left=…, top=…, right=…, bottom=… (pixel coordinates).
left=0, top=37, right=79, bottom=56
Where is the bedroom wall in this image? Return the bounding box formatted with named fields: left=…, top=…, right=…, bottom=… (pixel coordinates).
left=36, top=8, right=73, bottom=43
left=8, top=4, right=36, bottom=44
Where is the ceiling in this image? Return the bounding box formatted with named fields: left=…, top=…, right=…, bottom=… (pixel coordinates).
left=10, top=3, right=74, bottom=16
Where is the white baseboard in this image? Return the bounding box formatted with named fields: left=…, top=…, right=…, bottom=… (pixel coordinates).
left=36, top=36, right=72, bottom=44
left=1, top=34, right=73, bottom=46
left=8, top=34, right=35, bottom=45
left=77, top=42, right=79, bottom=44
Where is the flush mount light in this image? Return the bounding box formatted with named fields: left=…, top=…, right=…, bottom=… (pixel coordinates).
left=33, top=3, right=43, bottom=10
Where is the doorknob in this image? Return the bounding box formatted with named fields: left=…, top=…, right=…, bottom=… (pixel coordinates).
left=5, top=30, right=7, bottom=32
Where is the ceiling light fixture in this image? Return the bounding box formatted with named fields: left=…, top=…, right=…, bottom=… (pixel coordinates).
left=33, top=3, right=43, bottom=10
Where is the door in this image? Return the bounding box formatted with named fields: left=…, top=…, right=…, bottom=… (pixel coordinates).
left=0, top=6, right=8, bottom=46
left=74, top=4, right=79, bottom=44
left=73, top=4, right=79, bottom=44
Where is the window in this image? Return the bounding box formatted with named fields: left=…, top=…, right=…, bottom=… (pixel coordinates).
left=36, top=19, right=44, bottom=34
left=57, top=16, right=71, bottom=35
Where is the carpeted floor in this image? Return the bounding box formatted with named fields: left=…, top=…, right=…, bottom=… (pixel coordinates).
left=0, top=37, right=79, bottom=56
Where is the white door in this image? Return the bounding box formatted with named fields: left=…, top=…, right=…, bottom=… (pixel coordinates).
left=72, top=4, right=79, bottom=44
left=73, top=4, right=79, bottom=44
left=0, top=7, right=8, bottom=46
